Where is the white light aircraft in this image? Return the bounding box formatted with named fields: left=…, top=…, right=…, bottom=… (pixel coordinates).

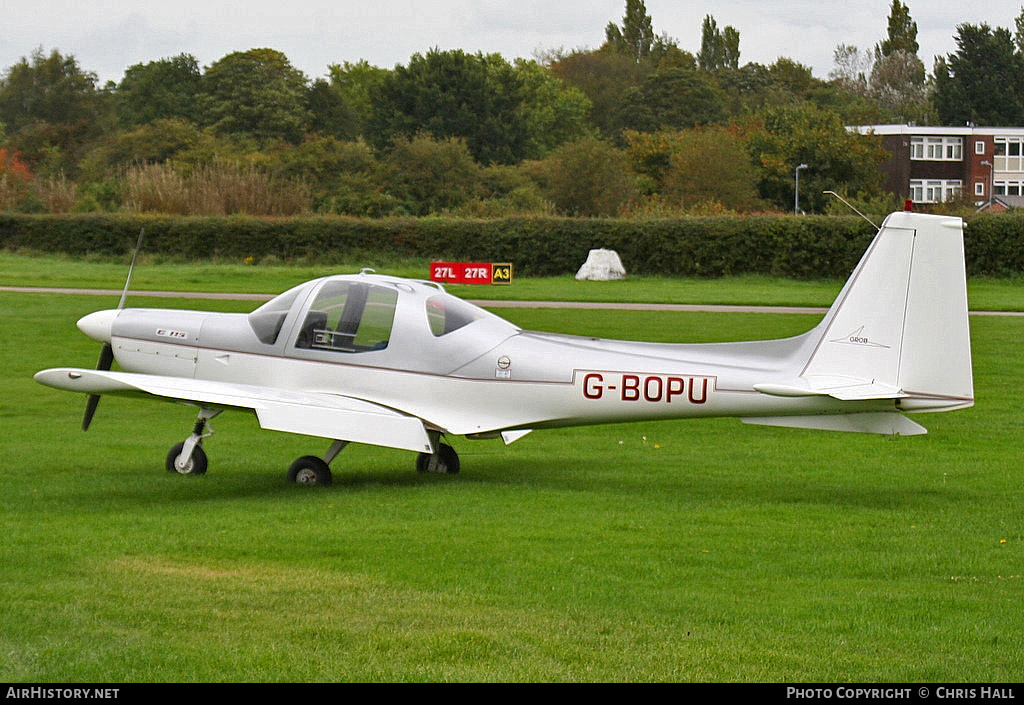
left=35, top=209, right=974, bottom=485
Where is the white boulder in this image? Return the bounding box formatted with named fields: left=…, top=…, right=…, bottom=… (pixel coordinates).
left=575, top=249, right=626, bottom=281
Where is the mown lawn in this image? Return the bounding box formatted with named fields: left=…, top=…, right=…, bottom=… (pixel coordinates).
left=4, top=249, right=1024, bottom=311
left=1, top=265, right=1021, bottom=682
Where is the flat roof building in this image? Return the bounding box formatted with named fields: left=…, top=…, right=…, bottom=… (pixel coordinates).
left=851, top=124, right=1024, bottom=209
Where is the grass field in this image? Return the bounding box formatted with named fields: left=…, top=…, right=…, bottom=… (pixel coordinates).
left=1, top=256, right=1023, bottom=682
left=5, top=250, right=1024, bottom=311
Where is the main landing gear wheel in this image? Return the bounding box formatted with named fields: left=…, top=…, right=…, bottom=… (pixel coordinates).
left=287, top=455, right=333, bottom=486
left=166, top=442, right=208, bottom=475
left=416, top=443, right=460, bottom=475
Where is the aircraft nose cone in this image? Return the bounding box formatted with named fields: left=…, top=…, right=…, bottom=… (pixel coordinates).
left=77, top=309, right=119, bottom=343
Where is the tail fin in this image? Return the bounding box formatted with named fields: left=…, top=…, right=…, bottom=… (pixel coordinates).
left=800, top=210, right=974, bottom=412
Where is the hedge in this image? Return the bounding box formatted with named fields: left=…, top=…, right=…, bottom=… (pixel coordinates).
left=2, top=212, right=1023, bottom=278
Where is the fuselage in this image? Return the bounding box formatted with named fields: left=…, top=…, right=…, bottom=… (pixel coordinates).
left=77, top=272, right=891, bottom=438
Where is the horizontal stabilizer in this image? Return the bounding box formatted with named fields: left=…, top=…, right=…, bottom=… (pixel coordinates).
left=752, top=383, right=827, bottom=398
left=812, top=380, right=902, bottom=401
left=754, top=377, right=903, bottom=401
left=742, top=412, right=927, bottom=436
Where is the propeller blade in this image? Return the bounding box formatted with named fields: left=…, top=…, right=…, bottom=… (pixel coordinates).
left=96, top=341, right=114, bottom=371
left=82, top=342, right=114, bottom=431
left=82, top=394, right=101, bottom=431
left=83, top=228, right=141, bottom=431
left=118, top=228, right=145, bottom=310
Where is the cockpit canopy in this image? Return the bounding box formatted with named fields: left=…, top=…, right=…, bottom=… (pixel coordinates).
left=248, top=273, right=519, bottom=374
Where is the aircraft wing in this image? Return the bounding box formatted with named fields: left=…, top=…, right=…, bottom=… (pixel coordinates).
left=34, top=368, right=435, bottom=454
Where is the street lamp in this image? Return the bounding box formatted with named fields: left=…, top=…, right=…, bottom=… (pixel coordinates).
left=980, top=159, right=993, bottom=208
left=795, top=163, right=808, bottom=214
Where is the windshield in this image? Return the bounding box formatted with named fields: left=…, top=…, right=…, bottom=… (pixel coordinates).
left=248, top=286, right=303, bottom=345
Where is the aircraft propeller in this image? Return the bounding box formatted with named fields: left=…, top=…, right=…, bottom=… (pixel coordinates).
left=81, top=343, right=113, bottom=430
left=82, top=228, right=144, bottom=431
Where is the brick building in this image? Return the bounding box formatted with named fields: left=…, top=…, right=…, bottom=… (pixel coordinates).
left=852, top=124, right=1024, bottom=208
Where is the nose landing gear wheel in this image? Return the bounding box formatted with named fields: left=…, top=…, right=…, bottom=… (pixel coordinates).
left=287, top=455, right=333, bottom=486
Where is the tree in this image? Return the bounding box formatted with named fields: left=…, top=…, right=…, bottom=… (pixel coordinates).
left=620, top=67, right=726, bottom=132
left=326, top=60, right=389, bottom=139
left=306, top=78, right=358, bottom=141
left=829, top=44, right=872, bottom=95
left=369, top=49, right=529, bottom=164
left=547, top=46, right=650, bottom=139
left=1016, top=6, right=1024, bottom=55
left=93, top=117, right=212, bottom=169
left=512, top=59, right=592, bottom=160
left=117, top=54, right=202, bottom=127
left=551, top=2, right=696, bottom=140
left=878, top=0, right=919, bottom=56
left=0, top=147, right=33, bottom=210
left=698, top=15, right=741, bottom=71
left=525, top=135, right=637, bottom=216
left=868, top=1, right=928, bottom=122
left=721, top=27, right=741, bottom=71
left=199, top=49, right=311, bottom=144
left=746, top=103, right=887, bottom=213
left=624, top=128, right=764, bottom=212
left=869, top=51, right=929, bottom=122
left=0, top=48, right=103, bottom=174
left=827, top=2, right=930, bottom=124
left=765, top=58, right=818, bottom=96
left=380, top=134, right=481, bottom=215
left=933, top=23, right=1024, bottom=126
left=0, top=48, right=99, bottom=132
left=605, top=0, right=655, bottom=62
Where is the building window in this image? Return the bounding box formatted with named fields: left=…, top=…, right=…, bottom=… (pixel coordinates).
left=976, top=141, right=986, bottom=155
left=910, top=136, right=963, bottom=161
left=994, top=137, right=1024, bottom=172
left=995, top=179, right=1024, bottom=196
left=975, top=181, right=986, bottom=196
left=910, top=137, right=924, bottom=160
left=909, top=179, right=962, bottom=203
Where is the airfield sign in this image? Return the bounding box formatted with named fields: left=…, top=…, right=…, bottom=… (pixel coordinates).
left=430, top=262, right=513, bottom=285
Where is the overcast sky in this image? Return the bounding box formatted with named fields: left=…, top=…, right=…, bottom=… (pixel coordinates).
left=3, top=1, right=1023, bottom=85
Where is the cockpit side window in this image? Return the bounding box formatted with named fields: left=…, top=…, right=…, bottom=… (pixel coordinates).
left=295, top=281, right=397, bottom=352
left=426, top=295, right=484, bottom=336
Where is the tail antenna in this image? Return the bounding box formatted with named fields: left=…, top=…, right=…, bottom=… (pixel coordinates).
left=823, top=191, right=879, bottom=230
left=117, top=228, right=145, bottom=310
